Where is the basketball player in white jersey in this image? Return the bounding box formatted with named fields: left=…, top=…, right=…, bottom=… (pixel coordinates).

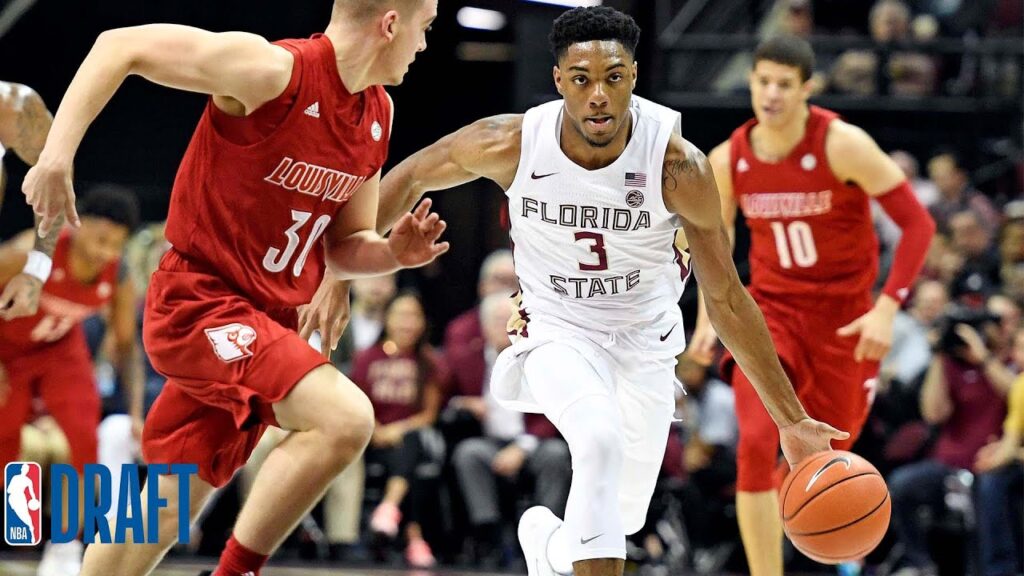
left=378, top=7, right=845, bottom=576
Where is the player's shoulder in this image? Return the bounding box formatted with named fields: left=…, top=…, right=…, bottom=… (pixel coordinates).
left=824, top=118, right=878, bottom=155
left=664, top=133, right=710, bottom=174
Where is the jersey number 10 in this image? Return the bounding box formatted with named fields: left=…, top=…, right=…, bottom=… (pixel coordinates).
left=770, top=221, right=818, bottom=269
left=263, top=210, right=333, bottom=277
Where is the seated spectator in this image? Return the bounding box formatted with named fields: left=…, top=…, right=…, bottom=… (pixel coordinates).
left=333, top=274, right=397, bottom=370
left=883, top=280, right=949, bottom=389
left=928, top=152, right=1000, bottom=233
left=891, top=150, right=941, bottom=207
left=674, top=355, right=738, bottom=566
left=889, top=312, right=1009, bottom=576
left=830, top=0, right=937, bottom=97
left=449, top=294, right=571, bottom=566
left=973, top=327, right=1024, bottom=576
left=947, top=210, right=1002, bottom=305
left=354, top=291, right=448, bottom=568
left=998, top=217, right=1024, bottom=302
left=444, top=249, right=517, bottom=354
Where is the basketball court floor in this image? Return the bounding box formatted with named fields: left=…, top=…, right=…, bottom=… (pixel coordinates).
left=0, top=558, right=512, bottom=576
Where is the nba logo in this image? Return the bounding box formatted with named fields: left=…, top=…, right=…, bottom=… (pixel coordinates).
left=4, top=462, right=42, bottom=546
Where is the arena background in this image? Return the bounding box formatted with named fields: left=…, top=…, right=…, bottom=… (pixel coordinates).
left=0, top=0, right=1021, bottom=575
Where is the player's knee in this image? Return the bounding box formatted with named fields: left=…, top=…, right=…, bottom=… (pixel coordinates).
left=572, top=422, right=622, bottom=477
left=318, top=384, right=375, bottom=457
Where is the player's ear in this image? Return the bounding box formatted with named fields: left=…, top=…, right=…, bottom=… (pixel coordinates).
left=632, top=61, right=638, bottom=89
left=381, top=10, right=400, bottom=41
left=553, top=65, right=564, bottom=96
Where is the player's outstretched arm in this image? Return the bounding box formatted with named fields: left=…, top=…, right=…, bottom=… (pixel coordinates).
left=377, top=114, right=522, bottom=234
left=325, top=173, right=449, bottom=280
left=687, top=140, right=737, bottom=365
left=24, top=25, right=293, bottom=235
left=662, top=134, right=847, bottom=466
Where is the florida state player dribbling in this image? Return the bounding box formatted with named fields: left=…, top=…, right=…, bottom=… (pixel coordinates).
left=688, top=36, right=936, bottom=576
left=22, top=1, right=445, bottom=575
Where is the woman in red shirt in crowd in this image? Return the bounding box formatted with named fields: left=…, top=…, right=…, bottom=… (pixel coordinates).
left=351, top=290, right=448, bottom=568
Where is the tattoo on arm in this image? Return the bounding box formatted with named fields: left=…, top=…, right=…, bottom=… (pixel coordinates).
left=14, top=91, right=52, bottom=166
left=662, top=156, right=697, bottom=192
left=32, top=213, right=64, bottom=257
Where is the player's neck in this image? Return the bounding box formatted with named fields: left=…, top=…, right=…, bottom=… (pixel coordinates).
left=324, top=21, right=380, bottom=94
left=751, top=106, right=809, bottom=163
left=558, top=114, right=632, bottom=170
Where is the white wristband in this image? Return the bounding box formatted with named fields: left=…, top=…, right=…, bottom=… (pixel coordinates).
left=23, top=251, right=53, bottom=282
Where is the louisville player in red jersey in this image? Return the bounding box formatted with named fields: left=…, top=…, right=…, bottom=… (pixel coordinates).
left=21, top=1, right=445, bottom=575
left=687, top=36, right=936, bottom=576
left=0, top=184, right=142, bottom=576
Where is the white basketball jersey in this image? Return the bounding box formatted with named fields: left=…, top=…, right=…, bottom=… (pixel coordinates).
left=506, top=95, right=689, bottom=333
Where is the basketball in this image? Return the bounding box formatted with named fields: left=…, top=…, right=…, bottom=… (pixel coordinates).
left=779, top=450, right=891, bottom=564
left=27, top=499, right=40, bottom=512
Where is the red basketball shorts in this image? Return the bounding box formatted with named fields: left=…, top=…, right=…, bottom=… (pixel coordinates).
left=141, top=250, right=329, bottom=487
left=722, top=289, right=879, bottom=492
left=0, top=329, right=100, bottom=473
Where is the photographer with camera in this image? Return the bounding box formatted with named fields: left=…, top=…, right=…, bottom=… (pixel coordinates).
left=888, top=307, right=1010, bottom=576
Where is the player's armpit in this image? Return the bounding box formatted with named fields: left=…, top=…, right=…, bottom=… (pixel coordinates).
left=377, top=114, right=523, bottom=234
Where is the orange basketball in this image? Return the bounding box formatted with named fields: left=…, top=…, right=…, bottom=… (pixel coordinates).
left=779, top=450, right=891, bottom=564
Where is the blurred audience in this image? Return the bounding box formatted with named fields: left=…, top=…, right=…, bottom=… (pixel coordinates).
left=888, top=310, right=1009, bottom=576
left=444, top=249, right=517, bottom=353
left=928, top=152, right=1001, bottom=233
left=448, top=294, right=571, bottom=567
left=353, top=291, right=448, bottom=568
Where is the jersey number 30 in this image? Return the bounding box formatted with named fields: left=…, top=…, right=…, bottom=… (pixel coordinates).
left=264, top=210, right=333, bottom=277
left=770, top=221, right=818, bottom=268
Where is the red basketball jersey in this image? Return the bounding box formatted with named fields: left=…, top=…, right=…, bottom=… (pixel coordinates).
left=164, top=34, right=391, bottom=310
left=0, top=232, right=119, bottom=354
left=729, top=106, right=878, bottom=297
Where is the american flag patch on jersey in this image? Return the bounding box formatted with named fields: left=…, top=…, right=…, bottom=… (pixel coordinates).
left=625, top=172, right=647, bottom=187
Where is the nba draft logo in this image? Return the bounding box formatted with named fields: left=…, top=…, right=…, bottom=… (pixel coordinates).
left=5, top=462, right=42, bottom=546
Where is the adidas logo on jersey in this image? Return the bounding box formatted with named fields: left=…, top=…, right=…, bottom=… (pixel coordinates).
left=304, top=102, right=320, bottom=119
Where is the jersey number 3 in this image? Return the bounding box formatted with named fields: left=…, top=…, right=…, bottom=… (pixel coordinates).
left=575, top=231, right=608, bottom=271
left=263, top=210, right=332, bottom=277
left=770, top=221, right=818, bottom=268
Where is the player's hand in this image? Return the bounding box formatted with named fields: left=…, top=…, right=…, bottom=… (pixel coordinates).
left=836, top=296, right=898, bottom=362
left=0, top=361, right=9, bottom=407
left=492, top=444, right=527, bottom=478
left=686, top=320, right=719, bottom=367
left=778, top=417, right=850, bottom=468
left=23, top=161, right=79, bottom=236
left=298, top=279, right=351, bottom=358
left=387, top=198, right=449, bottom=268
left=0, top=274, right=44, bottom=320
left=371, top=424, right=404, bottom=448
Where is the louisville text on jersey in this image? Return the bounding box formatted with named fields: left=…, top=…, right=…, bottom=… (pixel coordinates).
left=740, top=190, right=833, bottom=219
left=264, top=157, right=366, bottom=203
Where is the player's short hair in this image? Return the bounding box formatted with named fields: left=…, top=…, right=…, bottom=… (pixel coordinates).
left=754, top=35, right=815, bottom=82
left=334, top=0, right=424, bottom=21
left=549, top=6, right=641, bottom=62
left=77, top=183, right=140, bottom=232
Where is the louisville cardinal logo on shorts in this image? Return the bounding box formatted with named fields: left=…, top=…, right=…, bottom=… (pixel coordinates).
left=204, top=323, right=257, bottom=363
